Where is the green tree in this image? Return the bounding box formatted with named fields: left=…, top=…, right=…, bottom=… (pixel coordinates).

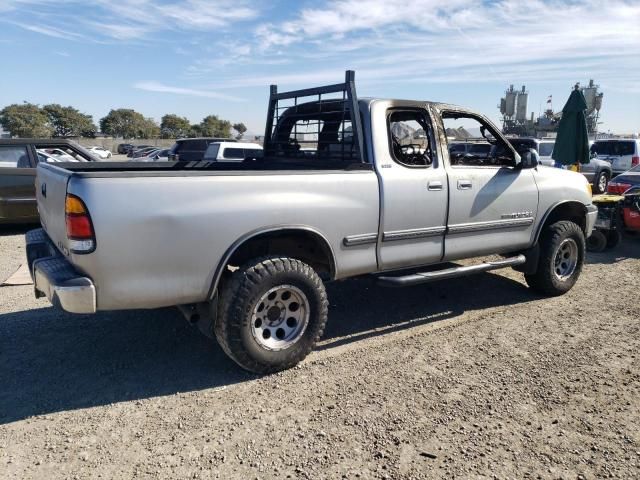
left=44, top=104, right=96, bottom=137
left=232, top=122, right=247, bottom=140
left=200, top=115, right=232, bottom=138
left=100, top=109, right=158, bottom=139
left=0, top=103, right=53, bottom=138
left=138, top=117, right=160, bottom=139
left=188, top=124, right=203, bottom=138
left=160, top=114, right=191, bottom=139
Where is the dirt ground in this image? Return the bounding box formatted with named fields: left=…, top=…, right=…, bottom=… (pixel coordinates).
left=1, top=226, right=639, bottom=479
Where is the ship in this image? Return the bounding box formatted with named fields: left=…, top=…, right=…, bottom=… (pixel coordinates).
left=499, top=80, right=603, bottom=138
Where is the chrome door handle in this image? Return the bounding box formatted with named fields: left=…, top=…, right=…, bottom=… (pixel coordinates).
left=457, top=179, right=472, bottom=190
left=427, top=181, right=443, bottom=191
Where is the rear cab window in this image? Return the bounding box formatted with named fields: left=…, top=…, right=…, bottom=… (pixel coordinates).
left=0, top=146, right=31, bottom=168
left=387, top=109, right=436, bottom=167
left=34, top=144, right=90, bottom=163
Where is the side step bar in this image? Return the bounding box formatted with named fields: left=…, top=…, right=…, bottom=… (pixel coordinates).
left=377, top=255, right=526, bottom=287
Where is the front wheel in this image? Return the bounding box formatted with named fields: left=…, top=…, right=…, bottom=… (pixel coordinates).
left=593, top=171, right=609, bottom=194
left=215, top=256, right=328, bottom=374
left=525, top=220, right=585, bottom=296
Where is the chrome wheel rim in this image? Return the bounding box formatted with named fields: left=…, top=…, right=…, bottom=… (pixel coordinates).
left=554, top=238, right=578, bottom=280
left=598, top=174, right=607, bottom=192
left=250, top=285, right=309, bottom=351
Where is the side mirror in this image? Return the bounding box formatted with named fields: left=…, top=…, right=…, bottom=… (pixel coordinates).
left=519, top=148, right=538, bottom=169
left=515, top=148, right=538, bottom=168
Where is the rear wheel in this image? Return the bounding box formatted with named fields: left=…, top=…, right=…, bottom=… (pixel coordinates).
left=593, top=171, right=609, bottom=194
left=215, top=256, right=328, bottom=374
left=586, top=229, right=607, bottom=252
left=525, top=220, right=585, bottom=296
left=606, top=229, right=622, bottom=249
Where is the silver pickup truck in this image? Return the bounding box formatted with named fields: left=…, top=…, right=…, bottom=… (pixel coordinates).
left=26, top=72, right=597, bottom=373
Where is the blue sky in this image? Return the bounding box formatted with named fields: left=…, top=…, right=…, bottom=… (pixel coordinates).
left=1, top=0, right=638, bottom=135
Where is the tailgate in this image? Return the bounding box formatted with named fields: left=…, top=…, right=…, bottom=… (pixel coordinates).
left=35, top=163, right=72, bottom=255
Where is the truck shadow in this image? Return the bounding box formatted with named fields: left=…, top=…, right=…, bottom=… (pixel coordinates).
left=0, top=271, right=535, bottom=424
left=0, top=224, right=36, bottom=237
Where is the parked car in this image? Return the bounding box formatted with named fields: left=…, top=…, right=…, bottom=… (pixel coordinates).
left=591, top=139, right=640, bottom=176
left=38, top=148, right=77, bottom=162
left=132, top=147, right=160, bottom=159
left=168, top=137, right=237, bottom=162
left=537, top=139, right=555, bottom=165
left=117, top=143, right=133, bottom=154
left=203, top=142, right=263, bottom=161
left=0, top=139, right=93, bottom=224
left=508, top=137, right=611, bottom=193
left=134, top=148, right=171, bottom=162
left=36, top=149, right=80, bottom=163
left=126, top=145, right=153, bottom=157
left=607, top=164, right=640, bottom=194
left=87, top=146, right=112, bottom=159
left=26, top=71, right=596, bottom=374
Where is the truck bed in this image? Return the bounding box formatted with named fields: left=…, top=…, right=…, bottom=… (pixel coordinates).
left=35, top=161, right=380, bottom=310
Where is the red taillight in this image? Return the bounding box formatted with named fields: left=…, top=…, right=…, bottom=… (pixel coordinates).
left=66, top=215, right=93, bottom=238
left=632, top=156, right=640, bottom=166
left=65, top=194, right=95, bottom=253
left=607, top=182, right=632, bottom=195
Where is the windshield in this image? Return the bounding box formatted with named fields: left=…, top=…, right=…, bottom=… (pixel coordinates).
left=591, top=141, right=635, bottom=156
left=539, top=143, right=554, bottom=156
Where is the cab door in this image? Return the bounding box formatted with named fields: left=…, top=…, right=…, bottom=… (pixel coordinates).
left=438, top=110, right=539, bottom=260
left=372, top=103, right=448, bottom=271
left=0, top=145, right=37, bottom=222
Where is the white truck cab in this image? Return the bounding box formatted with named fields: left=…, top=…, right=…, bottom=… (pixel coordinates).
left=203, top=142, right=263, bottom=162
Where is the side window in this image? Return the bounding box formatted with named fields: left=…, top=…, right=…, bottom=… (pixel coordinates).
left=222, top=148, right=246, bottom=159
left=244, top=148, right=263, bottom=158
left=0, top=146, right=30, bottom=168
left=203, top=144, right=220, bottom=160
left=387, top=109, right=435, bottom=167
left=442, top=113, right=514, bottom=167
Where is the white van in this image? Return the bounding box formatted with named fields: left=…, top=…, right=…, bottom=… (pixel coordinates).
left=591, top=139, right=640, bottom=175
left=203, top=142, right=263, bottom=162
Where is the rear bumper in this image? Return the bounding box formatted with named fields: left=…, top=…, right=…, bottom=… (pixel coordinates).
left=586, top=204, right=598, bottom=237
left=26, top=228, right=96, bottom=314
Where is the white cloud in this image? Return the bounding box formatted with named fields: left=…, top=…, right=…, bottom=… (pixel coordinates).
left=246, top=0, right=640, bottom=91
left=134, top=81, right=246, bottom=102
left=3, top=0, right=259, bottom=41
left=10, top=21, right=86, bottom=41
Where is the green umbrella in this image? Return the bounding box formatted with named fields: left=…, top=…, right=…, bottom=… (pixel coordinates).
left=552, top=87, right=590, bottom=166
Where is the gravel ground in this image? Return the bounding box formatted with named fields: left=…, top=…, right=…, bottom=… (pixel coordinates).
left=0, top=229, right=639, bottom=479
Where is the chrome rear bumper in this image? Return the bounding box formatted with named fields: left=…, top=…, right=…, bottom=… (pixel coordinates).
left=26, top=228, right=96, bottom=314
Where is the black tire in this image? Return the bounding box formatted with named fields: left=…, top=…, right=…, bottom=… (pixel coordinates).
left=593, top=171, right=609, bottom=194
left=525, top=221, right=585, bottom=296
left=214, top=256, right=328, bottom=374
left=586, top=229, right=607, bottom=252
left=606, top=229, right=622, bottom=249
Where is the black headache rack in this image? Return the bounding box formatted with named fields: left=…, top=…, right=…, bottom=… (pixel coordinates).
left=262, top=70, right=367, bottom=167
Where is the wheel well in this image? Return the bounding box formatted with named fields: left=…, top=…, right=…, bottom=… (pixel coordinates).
left=225, top=229, right=335, bottom=280
left=536, top=202, right=586, bottom=242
